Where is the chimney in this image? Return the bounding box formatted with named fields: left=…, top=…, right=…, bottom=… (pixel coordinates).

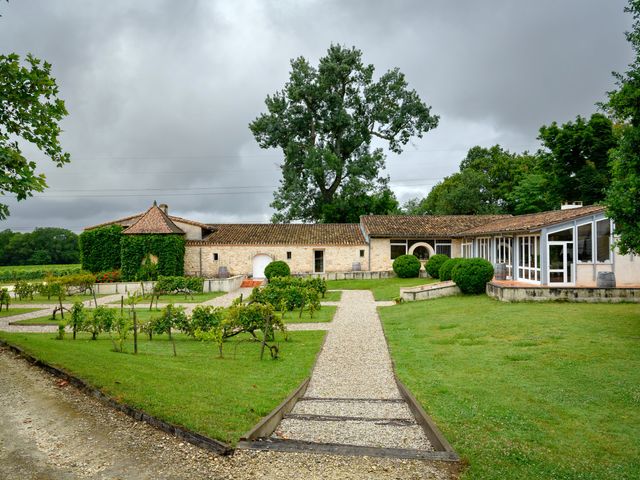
left=159, top=203, right=169, bottom=215
left=561, top=201, right=583, bottom=210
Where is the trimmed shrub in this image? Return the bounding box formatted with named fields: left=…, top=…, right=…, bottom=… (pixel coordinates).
left=451, top=258, right=495, bottom=294
left=392, top=254, right=421, bottom=278
left=439, top=258, right=465, bottom=281
left=425, top=254, right=449, bottom=279
left=264, top=261, right=290, bottom=280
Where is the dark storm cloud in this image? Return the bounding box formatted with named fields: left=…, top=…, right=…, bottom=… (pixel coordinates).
left=0, top=0, right=632, bottom=231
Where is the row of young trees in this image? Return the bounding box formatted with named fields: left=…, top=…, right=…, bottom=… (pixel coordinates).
left=0, top=228, right=79, bottom=266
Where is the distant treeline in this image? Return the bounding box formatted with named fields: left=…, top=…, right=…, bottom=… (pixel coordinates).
left=0, top=228, right=79, bottom=266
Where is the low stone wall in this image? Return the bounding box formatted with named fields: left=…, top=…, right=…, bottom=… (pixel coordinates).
left=93, top=276, right=245, bottom=295
left=400, top=281, right=461, bottom=302
left=487, top=282, right=640, bottom=303
left=293, top=271, right=395, bottom=281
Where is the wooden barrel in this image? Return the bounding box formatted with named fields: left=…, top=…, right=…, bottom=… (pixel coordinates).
left=597, top=271, right=616, bottom=288
left=352, top=262, right=361, bottom=271
left=218, top=266, right=230, bottom=279
left=495, top=263, right=508, bottom=280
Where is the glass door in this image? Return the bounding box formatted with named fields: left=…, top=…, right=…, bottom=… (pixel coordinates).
left=548, top=241, right=574, bottom=284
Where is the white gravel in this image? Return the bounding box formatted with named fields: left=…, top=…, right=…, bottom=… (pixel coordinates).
left=293, top=399, right=414, bottom=419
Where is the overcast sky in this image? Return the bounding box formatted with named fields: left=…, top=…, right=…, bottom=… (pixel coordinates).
left=0, top=0, right=633, bottom=232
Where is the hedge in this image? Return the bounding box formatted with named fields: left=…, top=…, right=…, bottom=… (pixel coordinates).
left=120, top=235, right=185, bottom=281
left=392, top=254, right=421, bottom=278
left=451, top=258, right=495, bottom=294
left=439, top=258, right=465, bottom=281
left=425, top=254, right=449, bottom=279
left=264, top=261, right=290, bottom=280
left=79, top=225, right=123, bottom=273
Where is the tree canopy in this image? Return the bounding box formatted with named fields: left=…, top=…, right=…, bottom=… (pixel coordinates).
left=0, top=228, right=79, bottom=266
left=0, top=53, right=70, bottom=219
left=250, top=44, right=438, bottom=223
left=603, top=0, right=640, bottom=255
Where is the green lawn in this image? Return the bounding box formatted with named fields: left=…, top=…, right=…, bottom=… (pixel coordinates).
left=109, top=291, right=226, bottom=305
left=10, top=294, right=105, bottom=305
left=0, top=308, right=41, bottom=318
left=282, top=305, right=336, bottom=324
left=321, top=290, right=342, bottom=302
left=0, top=264, right=82, bottom=282
left=0, top=329, right=325, bottom=445
left=326, top=277, right=437, bottom=301
left=379, top=296, right=640, bottom=479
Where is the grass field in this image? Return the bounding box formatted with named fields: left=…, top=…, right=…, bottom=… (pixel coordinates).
left=0, top=308, right=41, bottom=318
left=379, top=296, right=640, bottom=479
left=0, top=264, right=82, bottom=282
left=0, top=329, right=325, bottom=445
left=322, top=290, right=342, bottom=302
left=10, top=294, right=105, bottom=305
left=326, top=277, right=437, bottom=301
left=108, top=291, right=226, bottom=305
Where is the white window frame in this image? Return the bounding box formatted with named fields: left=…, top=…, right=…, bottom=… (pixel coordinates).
left=495, top=236, right=513, bottom=279
left=576, top=220, right=594, bottom=264
left=461, top=240, right=472, bottom=259
left=477, top=237, right=491, bottom=262
left=517, top=235, right=540, bottom=283
left=435, top=240, right=452, bottom=257
left=390, top=239, right=408, bottom=260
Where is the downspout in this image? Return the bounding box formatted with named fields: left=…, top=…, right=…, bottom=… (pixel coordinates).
left=199, top=247, right=202, bottom=277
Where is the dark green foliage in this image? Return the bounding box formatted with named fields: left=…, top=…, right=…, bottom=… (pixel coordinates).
left=82, top=306, right=114, bottom=340
left=120, top=234, right=185, bottom=281
left=154, top=276, right=204, bottom=294
left=0, top=53, right=70, bottom=219
left=0, top=228, right=79, bottom=266
left=70, top=302, right=86, bottom=340
left=425, top=254, right=449, bottom=279
left=250, top=44, right=438, bottom=223
left=439, top=258, right=465, bottom=281
left=603, top=0, right=640, bottom=255
left=0, top=288, right=9, bottom=310
left=451, top=258, right=494, bottom=294
left=268, top=276, right=327, bottom=297
left=392, top=254, right=421, bottom=278
left=264, top=261, right=290, bottom=280
left=188, top=305, right=225, bottom=337
left=251, top=283, right=320, bottom=312
left=79, top=225, right=123, bottom=273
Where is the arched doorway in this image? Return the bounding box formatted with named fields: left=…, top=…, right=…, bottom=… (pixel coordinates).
left=408, top=242, right=435, bottom=260
left=252, top=254, right=273, bottom=279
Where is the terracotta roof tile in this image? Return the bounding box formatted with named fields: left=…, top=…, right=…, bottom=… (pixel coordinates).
left=360, top=214, right=511, bottom=238
left=460, top=205, right=606, bottom=236
left=122, top=205, right=185, bottom=235
left=195, top=223, right=366, bottom=246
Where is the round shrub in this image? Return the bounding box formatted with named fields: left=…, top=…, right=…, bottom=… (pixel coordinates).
left=425, top=254, right=449, bottom=279
left=451, top=258, right=494, bottom=294
left=439, top=258, right=465, bottom=281
left=392, top=254, right=421, bottom=278
left=264, top=260, right=291, bottom=280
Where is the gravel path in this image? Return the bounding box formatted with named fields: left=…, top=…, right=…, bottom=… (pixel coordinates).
left=0, top=348, right=453, bottom=479
left=272, top=290, right=434, bottom=452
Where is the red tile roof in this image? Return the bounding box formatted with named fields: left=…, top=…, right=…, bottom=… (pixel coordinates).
left=195, top=223, right=366, bottom=246
left=122, top=205, right=185, bottom=235
left=460, top=205, right=606, bottom=236
left=360, top=214, right=511, bottom=238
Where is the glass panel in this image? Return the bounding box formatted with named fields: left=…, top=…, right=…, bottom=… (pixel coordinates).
left=549, top=228, right=573, bottom=242
left=413, top=246, right=429, bottom=260
left=577, top=223, right=593, bottom=262
left=566, top=243, right=573, bottom=283
left=597, top=220, right=611, bottom=262
left=390, top=244, right=406, bottom=259
left=435, top=245, right=451, bottom=257
left=314, top=250, right=323, bottom=273
left=549, top=244, right=564, bottom=270
left=549, top=271, right=564, bottom=283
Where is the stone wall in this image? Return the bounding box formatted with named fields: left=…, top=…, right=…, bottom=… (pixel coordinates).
left=486, top=281, right=640, bottom=303
left=400, top=281, right=461, bottom=302
left=185, top=244, right=368, bottom=277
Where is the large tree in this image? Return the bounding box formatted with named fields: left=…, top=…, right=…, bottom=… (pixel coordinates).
left=250, top=45, right=438, bottom=223
left=0, top=53, right=70, bottom=219
left=537, top=113, right=617, bottom=206
left=603, top=0, right=640, bottom=255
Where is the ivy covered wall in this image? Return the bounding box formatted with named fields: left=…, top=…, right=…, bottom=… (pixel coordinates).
left=120, top=234, right=185, bottom=281
left=78, top=225, right=123, bottom=273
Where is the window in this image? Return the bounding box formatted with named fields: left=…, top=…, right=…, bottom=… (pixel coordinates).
left=596, top=219, right=611, bottom=262
left=390, top=240, right=407, bottom=259
left=517, top=235, right=540, bottom=282
left=577, top=223, right=593, bottom=263
left=549, top=228, right=573, bottom=242
left=461, top=240, right=472, bottom=258
left=495, top=237, right=513, bottom=278
left=213, top=253, right=219, bottom=261
left=477, top=238, right=491, bottom=261
left=360, top=249, right=365, bottom=257
left=286, top=251, right=292, bottom=260
left=435, top=240, right=452, bottom=257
